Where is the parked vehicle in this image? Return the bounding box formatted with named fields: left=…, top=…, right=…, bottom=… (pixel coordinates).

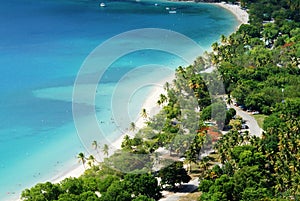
left=242, top=124, right=249, bottom=129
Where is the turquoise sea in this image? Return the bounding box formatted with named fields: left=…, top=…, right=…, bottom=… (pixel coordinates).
left=0, top=0, right=238, bottom=199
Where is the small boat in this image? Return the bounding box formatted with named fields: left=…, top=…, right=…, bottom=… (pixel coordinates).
left=165, top=7, right=170, bottom=10
left=154, top=3, right=158, bottom=6
left=169, top=10, right=176, bottom=14
left=100, top=2, right=106, bottom=7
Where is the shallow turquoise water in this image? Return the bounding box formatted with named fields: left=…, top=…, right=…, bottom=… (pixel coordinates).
left=0, top=0, right=238, bottom=199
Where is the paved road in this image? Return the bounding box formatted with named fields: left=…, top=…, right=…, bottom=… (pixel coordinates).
left=160, top=178, right=199, bottom=201
left=230, top=105, right=263, bottom=137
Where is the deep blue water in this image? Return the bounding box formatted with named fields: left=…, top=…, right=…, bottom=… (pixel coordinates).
left=0, top=0, right=237, bottom=199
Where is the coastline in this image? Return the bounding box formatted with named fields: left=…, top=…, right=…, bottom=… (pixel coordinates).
left=14, top=2, right=247, bottom=200
left=213, top=2, right=249, bottom=26
left=42, top=76, right=174, bottom=186
left=14, top=81, right=171, bottom=200
left=165, top=0, right=248, bottom=26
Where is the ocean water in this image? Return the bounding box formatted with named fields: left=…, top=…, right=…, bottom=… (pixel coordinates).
left=0, top=0, right=238, bottom=199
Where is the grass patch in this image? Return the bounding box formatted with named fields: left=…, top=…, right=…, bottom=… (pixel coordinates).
left=253, top=114, right=268, bottom=128
left=177, top=191, right=202, bottom=201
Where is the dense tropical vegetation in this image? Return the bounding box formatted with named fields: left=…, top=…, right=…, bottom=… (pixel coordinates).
left=197, top=0, right=300, bottom=200
left=22, top=165, right=161, bottom=201
left=21, top=0, right=300, bottom=200
left=199, top=99, right=300, bottom=200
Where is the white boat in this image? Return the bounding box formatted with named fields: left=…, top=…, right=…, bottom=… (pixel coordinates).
left=100, top=2, right=106, bottom=7
left=165, top=7, right=170, bottom=10
left=169, top=10, right=176, bottom=14
left=154, top=3, right=158, bottom=6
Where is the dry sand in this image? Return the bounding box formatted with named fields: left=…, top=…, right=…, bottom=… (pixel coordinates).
left=214, top=2, right=249, bottom=26
left=17, top=2, right=249, bottom=199
left=47, top=76, right=174, bottom=185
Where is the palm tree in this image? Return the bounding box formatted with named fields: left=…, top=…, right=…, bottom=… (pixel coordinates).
left=157, top=94, right=168, bottom=105
left=243, top=130, right=250, bottom=143
left=102, top=144, right=109, bottom=157
left=129, top=122, right=136, bottom=132
left=176, top=66, right=186, bottom=78
left=92, top=140, right=101, bottom=160
left=220, top=34, right=227, bottom=44
left=185, top=155, right=196, bottom=173
left=211, top=42, right=219, bottom=52
left=211, top=54, right=219, bottom=65
left=92, top=140, right=99, bottom=151
left=87, top=155, right=96, bottom=167
left=141, top=108, right=148, bottom=119
left=121, top=135, right=132, bottom=150
left=199, top=156, right=210, bottom=172
left=287, top=0, right=300, bottom=11
left=77, top=152, right=86, bottom=168
left=164, top=82, right=170, bottom=91
left=157, top=100, right=162, bottom=106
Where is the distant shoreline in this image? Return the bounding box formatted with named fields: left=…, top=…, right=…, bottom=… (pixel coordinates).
left=213, top=2, right=249, bottom=26
left=167, top=0, right=249, bottom=26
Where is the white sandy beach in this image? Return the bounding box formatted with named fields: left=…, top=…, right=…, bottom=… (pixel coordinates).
left=16, top=3, right=249, bottom=200
left=12, top=84, right=170, bottom=200
left=40, top=2, right=249, bottom=187
left=214, top=2, right=249, bottom=26
left=45, top=76, right=174, bottom=186
left=167, top=0, right=249, bottom=25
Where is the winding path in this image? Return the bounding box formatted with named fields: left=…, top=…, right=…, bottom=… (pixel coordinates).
left=229, top=105, right=263, bottom=137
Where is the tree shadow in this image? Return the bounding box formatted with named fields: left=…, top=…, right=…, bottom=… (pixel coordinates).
left=176, top=184, right=198, bottom=193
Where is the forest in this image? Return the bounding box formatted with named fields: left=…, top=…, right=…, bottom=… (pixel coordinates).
left=21, top=0, right=300, bottom=200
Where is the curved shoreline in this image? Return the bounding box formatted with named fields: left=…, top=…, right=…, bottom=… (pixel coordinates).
left=16, top=76, right=175, bottom=200
left=212, top=2, right=249, bottom=26
left=49, top=76, right=174, bottom=183
left=165, top=0, right=249, bottom=26
left=15, top=2, right=247, bottom=200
